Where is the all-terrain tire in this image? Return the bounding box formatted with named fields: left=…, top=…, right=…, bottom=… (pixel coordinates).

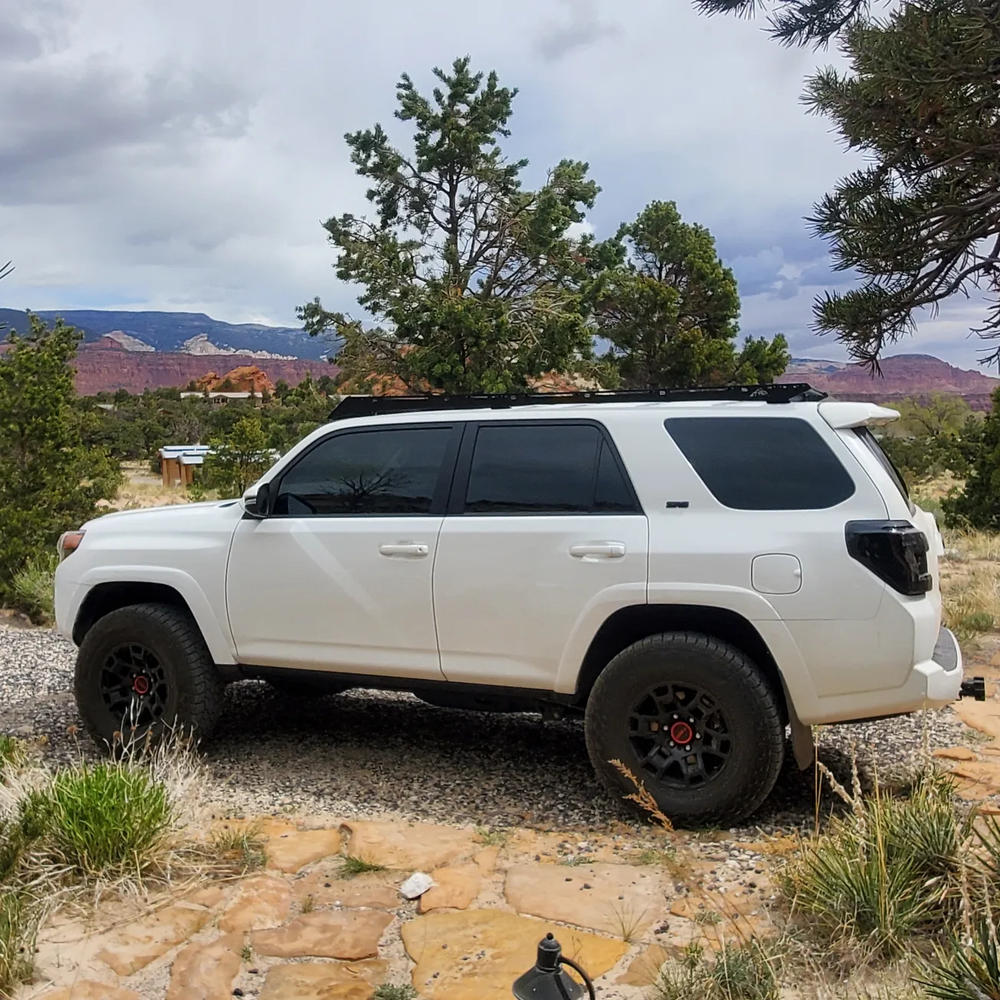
left=75, top=602, right=226, bottom=750
left=584, top=631, right=785, bottom=827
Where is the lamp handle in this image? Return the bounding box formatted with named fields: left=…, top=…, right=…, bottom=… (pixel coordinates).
left=559, top=956, right=596, bottom=1000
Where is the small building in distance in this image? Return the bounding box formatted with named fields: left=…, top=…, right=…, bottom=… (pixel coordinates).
left=159, top=445, right=211, bottom=488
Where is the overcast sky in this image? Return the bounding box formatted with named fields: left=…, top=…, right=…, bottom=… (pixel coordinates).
left=0, top=0, right=992, bottom=370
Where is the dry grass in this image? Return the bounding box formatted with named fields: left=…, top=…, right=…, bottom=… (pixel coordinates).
left=943, top=567, right=999, bottom=641
left=610, top=759, right=674, bottom=832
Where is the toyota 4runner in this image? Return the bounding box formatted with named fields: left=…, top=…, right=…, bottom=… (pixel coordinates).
left=53, top=384, right=982, bottom=825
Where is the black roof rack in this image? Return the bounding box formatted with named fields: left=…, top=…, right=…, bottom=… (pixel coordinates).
left=328, top=383, right=826, bottom=421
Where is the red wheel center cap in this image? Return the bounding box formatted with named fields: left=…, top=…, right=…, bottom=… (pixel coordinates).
left=670, top=721, right=694, bottom=745
left=132, top=675, right=150, bottom=695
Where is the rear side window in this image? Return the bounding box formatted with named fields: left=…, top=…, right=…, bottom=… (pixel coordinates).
left=664, top=417, right=855, bottom=510
left=463, top=423, right=640, bottom=514
left=855, top=428, right=914, bottom=512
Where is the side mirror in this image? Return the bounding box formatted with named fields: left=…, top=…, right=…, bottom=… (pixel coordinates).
left=248, top=481, right=273, bottom=518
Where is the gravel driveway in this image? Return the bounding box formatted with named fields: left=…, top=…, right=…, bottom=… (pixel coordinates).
left=0, top=622, right=973, bottom=833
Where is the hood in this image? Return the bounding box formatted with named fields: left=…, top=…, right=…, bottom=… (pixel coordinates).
left=82, top=499, right=243, bottom=531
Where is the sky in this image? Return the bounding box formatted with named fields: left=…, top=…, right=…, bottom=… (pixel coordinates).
left=0, top=0, right=993, bottom=370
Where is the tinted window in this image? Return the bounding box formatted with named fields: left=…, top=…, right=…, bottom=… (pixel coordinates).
left=274, top=426, right=452, bottom=516
left=464, top=424, right=638, bottom=514
left=664, top=417, right=855, bottom=510
left=856, top=428, right=914, bottom=512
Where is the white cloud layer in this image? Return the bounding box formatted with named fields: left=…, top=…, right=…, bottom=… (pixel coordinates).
left=0, top=0, right=993, bottom=372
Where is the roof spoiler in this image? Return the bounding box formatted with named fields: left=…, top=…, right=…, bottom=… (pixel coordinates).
left=818, top=401, right=900, bottom=429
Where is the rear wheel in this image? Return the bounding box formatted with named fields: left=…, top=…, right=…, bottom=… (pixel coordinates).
left=584, top=632, right=785, bottom=827
left=75, top=603, right=225, bottom=750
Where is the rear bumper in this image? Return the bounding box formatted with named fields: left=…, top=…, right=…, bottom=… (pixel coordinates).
left=802, top=625, right=964, bottom=724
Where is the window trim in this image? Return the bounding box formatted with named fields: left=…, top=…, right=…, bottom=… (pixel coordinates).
left=663, top=415, right=857, bottom=512
left=447, top=419, right=643, bottom=517
left=268, top=421, right=463, bottom=518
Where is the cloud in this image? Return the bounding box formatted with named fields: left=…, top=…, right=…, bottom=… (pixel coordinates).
left=535, top=0, right=621, bottom=61
left=0, top=0, right=988, bottom=372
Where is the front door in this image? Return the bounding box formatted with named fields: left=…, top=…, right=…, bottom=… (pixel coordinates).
left=433, top=420, right=649, bottom=690
left=226, top=422, right=459, bottom=679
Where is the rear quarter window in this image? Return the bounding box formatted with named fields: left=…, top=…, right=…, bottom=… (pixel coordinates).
left=664, top=416, right=856, bottom=510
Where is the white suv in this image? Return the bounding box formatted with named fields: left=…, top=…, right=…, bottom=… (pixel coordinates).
left=54, top=385, right=981, bottom=825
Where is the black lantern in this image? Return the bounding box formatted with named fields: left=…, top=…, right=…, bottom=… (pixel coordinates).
left=512, top=933, right=595, bottom=1000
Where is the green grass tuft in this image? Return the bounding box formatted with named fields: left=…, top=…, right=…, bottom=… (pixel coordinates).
left=653, top=941, right=778, bottom=1000
left=210, top=824, right=267, bottom=875
left=0, top=887, right=41, bottom=996
left=45, top=761, right=172, bottom=880
left=474, top=826, right=509, bottom=847
left=0, top=737, right=26, bottom=775
left=9, top=552, right=57, bottom=624
left=373, top=985, right=418, bottom=1000
left=339, top=855, right=386, bottom=878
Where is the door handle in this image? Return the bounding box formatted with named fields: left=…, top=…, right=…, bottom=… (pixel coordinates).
left=569, top=542, right=626, bottom=559
left=378, top=542, right=429, bottom=558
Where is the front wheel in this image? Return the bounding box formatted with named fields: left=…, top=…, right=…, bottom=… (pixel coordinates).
left=584, top=632, right=785, bottom=827
left=75, top=603, right=225, bottom=750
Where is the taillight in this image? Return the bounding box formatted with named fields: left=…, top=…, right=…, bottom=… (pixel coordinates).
left=57, top=530, right=85, bottom=560
left=845, top=520, right=931, bottom=596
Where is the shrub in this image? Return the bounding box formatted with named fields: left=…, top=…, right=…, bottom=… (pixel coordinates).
left=942, top=386, right=1000, bottom=531
left=338, top=855, right=385, bottom=878
left=44, top=761, right=172, bottom=880
left=0, top=316, right=120, bottom=599
left=917, top=918, right=1000, bottom=999
left=780, top=770, right=969, bottom=957
left=654, top=941, right=778, bottom=1000
left=9, top=552, right=57, bottom=623
left=0, top=887, right=41, bottom=997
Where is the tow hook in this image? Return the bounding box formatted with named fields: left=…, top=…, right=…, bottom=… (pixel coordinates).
left=960, top=677, right=987, bottom=701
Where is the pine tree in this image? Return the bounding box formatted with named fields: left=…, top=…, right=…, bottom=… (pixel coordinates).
left=0, top=315, right=120, bottom=594
left=300, top=57, right=600, bottom=393
left=943, top=387, right=1000, bottom=530
left=595, top=201, right=788, bottom=387
left=696, top=0, right=1000, bottom=368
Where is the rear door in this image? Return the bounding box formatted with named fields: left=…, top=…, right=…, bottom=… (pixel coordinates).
left=432, top=420, right=648, bottom=690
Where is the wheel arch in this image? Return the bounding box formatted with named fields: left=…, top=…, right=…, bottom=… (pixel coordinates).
left=72, top=577, right=235, bottom=665
left=576, top=604, right=788, bottom=720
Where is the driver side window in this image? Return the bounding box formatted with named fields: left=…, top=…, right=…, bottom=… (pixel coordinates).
left=273, top=426, right=453, bottom=516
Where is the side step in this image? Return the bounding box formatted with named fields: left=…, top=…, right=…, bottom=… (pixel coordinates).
left=960, top=677, right=987, bottom=701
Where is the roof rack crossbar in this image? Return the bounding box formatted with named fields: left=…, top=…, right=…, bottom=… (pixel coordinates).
left=328, top=383, right=826, bottom=421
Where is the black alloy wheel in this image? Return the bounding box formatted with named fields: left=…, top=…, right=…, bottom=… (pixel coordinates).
left=628, top=681, right=733, bottom=789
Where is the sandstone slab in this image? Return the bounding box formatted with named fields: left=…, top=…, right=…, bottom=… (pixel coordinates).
left=403, top=910, right=627, bottom=1000
left=95, top=902, right=212, bottom=976
left=294, top=870, right=399, bottom=910
left=38, top=984, right=142, bottom=1000
left=616, top=943, right=670, bottom=986
left=952, top=760, right=1000, bottom=797
left=418, top=863, right=481, bottom=912
left=933, top=746, right=978, bottom=762
left=166, top=932, right=241, bottom=1000
left=505, top=862, right=666, bottom=936
left=266, top=827, right=343, bottom=873
left=252, top=909, right=392, bottom=960
left=341, top=820, right=477, bottom=870
left=219, top=874, right=292, bottom=933
left=668, top=892, right=775, bottom=948
left=955, top=698, right=1000, bottom=742
left=260, top=959, right=387, bottom=1000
